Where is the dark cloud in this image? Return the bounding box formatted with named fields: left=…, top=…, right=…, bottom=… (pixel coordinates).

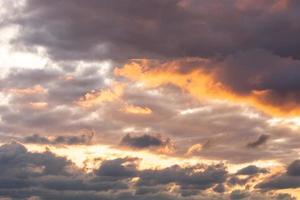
left=0, top=143, right=295, bottom=200
left=120, top=134, right=170, bottom=149
left=230, top=190, right=249, bottom=200
left=0, top=142, right=72, bottom=177
left=138, top=164, right=227, bottom=190
left=227, top=177, right=247, bottom=186
left=212, top=50, right=300, bottom=109
left=23, top=132, right=94, bottom=145
left=213, top=183, right=225, bottom=193
left=257, top=160, right=300, bottom=190
left=12, top=0, right=300, bottom=61
left=95, top=157, right=138, bottom=178
left=287, top=160, right=300, bottom=176
left=246, top=134, right=269, bottom=148
left=6, top=0, right=300, bottom=111
left=236, top=165, right=268, bottom=176
left=257, top=175, right=300, bottom=190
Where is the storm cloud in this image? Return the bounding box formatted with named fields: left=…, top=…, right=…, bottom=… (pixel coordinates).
left=12, top=0, right=300, bottom=61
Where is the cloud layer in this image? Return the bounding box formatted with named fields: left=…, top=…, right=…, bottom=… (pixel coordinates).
left=1, top=0, right=300, bottom=198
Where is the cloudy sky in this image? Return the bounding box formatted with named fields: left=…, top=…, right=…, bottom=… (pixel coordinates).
left=1, top=0, right=300, bottom=199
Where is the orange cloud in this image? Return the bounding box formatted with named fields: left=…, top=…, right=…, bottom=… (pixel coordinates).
left=6, top=85, right=46, bottom=95
left=76, top=83, right=124, bottom=108
left=77, top=81, right=153, bottom=115
left=121, top=104, right=152, bottom=115
left=28, top=102, right=48, bottom=110
left=115, top=59, right=300, bottom=116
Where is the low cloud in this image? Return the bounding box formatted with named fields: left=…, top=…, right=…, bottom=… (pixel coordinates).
left=0, top=142, right=295, bottom=200
left=236, top=165, right=268, bottom=176
left=257, top=159, right=300, bottom=190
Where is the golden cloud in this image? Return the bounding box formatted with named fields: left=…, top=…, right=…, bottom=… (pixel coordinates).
left=115, top=59, right=300, bottom=116
left=76, top=83, right=124, bottom=108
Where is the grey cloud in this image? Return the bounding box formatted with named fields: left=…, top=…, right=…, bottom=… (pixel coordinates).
left=120, top=134, right=170, bottom=149
left=212, top=50, right=300, bottom=107
left=95, top=158, right=138, bottom=178
left=230, top=190, right=249, bottom=200
left=0, top=142, right=72, bottom=177
left=0, top=68, right=60, bottom=89
left=257, top=160, right=300, bottom=190
left=287, top=160, right=300, bottom=176
left=213, top=184, right=225, bottom=193
left=7, top=0, right=300, bottom=110
left=23, top=133, right=94, bottom=145
left=246, top=134, right=270, bottom=148
left=257, top=175, right=300, bottom=190
left=138, top=164, right=228, bottom=190
left=12, top=0, right=300, bottom=61
left=0, top=143, right=295, bottom=200
left=236, top=165, right=268, bottom=176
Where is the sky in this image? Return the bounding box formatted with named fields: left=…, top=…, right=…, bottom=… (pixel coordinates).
left=1, top=0, right=300, bottom=199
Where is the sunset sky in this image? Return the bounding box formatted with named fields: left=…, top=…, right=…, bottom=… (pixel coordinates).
left=1, top=0, right=300, bottom=199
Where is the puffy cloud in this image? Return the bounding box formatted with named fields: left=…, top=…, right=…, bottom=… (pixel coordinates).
left=287, top=160, right=300, bottom=176
left=257, top=160, right=300, bottom=190
left=0, top=143, right=295, bottom=200
left=236, top=165, right=268, bottom=176
left=95, top=157, right=138, bottom=178
left=138, top=164, right=228, bottom=190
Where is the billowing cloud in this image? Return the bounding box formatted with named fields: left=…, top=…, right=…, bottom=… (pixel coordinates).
left=0, top=140, right=295, bottom=199
left=257, top=160, right=300, bottom=190
left=95, top=157, right=139, bottom=178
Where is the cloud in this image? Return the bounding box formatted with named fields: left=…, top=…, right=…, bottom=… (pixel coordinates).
left=287, top=160, right=300, bottom=176
left=0, top=143, right=295, bottom=200
left=115, top=55, right=300, bottom=116
left=236, top=165, right=268, bottom=176
left=1, top=1, right=300, bottom=198
left=76, top=83, right=124, bottom=108
left=23, top=132, right=94, bottom=145
left=246, top=134, right=270, bottom=148
left=10, top=0, right=300, bottom=61
left=213, top=183, right=225, bottom=193
left=95, top=157, right=139, bottom=178
left=138, top=164, right=228, bottom=190
left=8, top=0, right=300, bottom=117
left=0, top=142, right=72, bottom=178
left=257, top=159, right=300, bottom=190
left=120, top=134, right=171, bottom=149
